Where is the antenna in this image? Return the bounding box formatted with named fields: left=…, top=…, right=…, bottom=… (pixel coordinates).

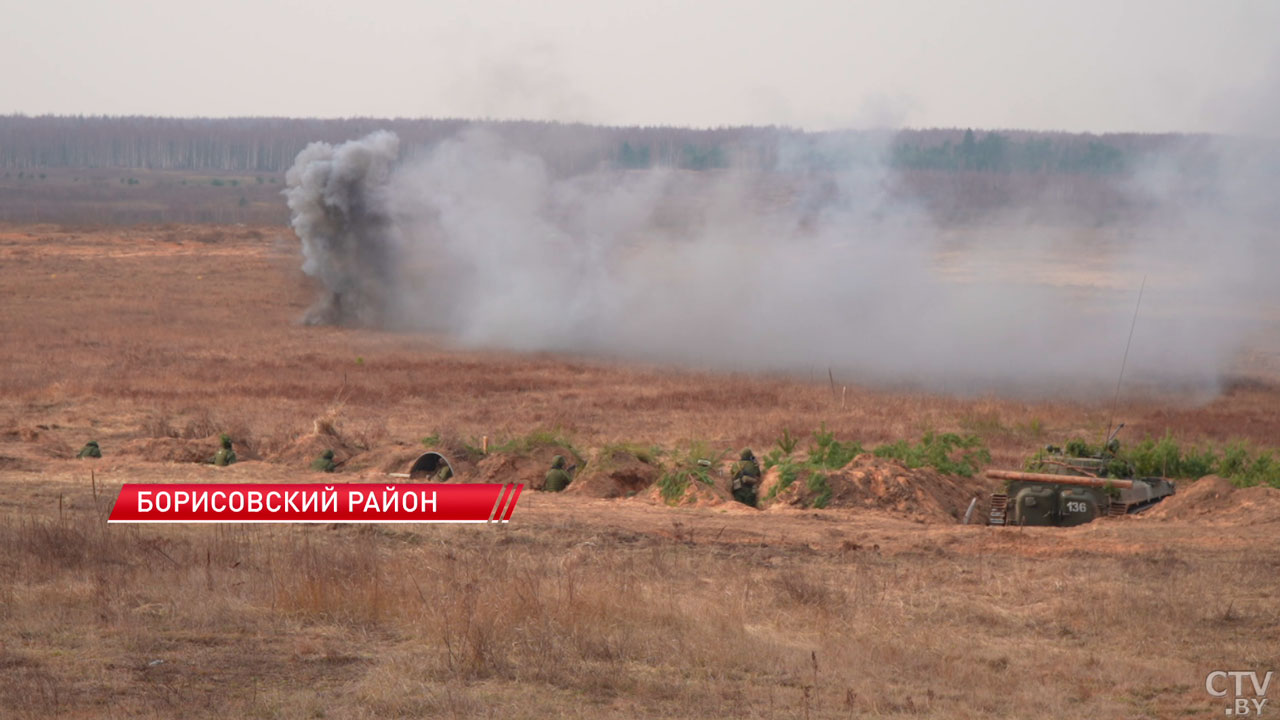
left=1105, top=275, right=1146, bottom=447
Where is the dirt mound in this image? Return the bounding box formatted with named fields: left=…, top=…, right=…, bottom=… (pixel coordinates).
left=262, top=414, right=363, bottom=468
left=1144, top=476, right=1280, bottom=523
left=5, top=426, right=42, bottom=443
left=477, top=445, right=578, bottom=489
left=407, top=436, right=485, bottom=480
left=0, top=455, right=36, bottom=471
left=347, top=443, right=430, bottom=475
left=642, top=474, right=736, bottom=508
left=759, top=454, right=992, bottom=522
left=119, top=436, right=221, bottom=464
left=567, top=448, right=660, bottom=498
left=272, top=433, right=357, bottom=471
left=3, top=425, right=75, bottom=459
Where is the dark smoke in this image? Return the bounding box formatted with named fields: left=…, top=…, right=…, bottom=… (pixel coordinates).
left=284, top=130, right=400, bottom=326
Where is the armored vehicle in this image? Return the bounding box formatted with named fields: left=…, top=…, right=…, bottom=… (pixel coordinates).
left=986, top=436, right=1175, bottom=526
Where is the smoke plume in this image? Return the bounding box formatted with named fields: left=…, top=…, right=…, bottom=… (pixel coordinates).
left=285, top=127, right=1278, bottom=394
left=284, top=130, right=400, bottom=326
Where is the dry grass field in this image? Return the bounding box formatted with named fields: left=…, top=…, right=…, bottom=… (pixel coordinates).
left=2, top=224, right=1279, bottom=718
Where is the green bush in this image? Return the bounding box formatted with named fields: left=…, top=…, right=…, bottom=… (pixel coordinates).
left=657, top=471, right=690, bottom=504
left=1028, top=431, right=1280, bottom=488
left=669, top=440, right=726, bottom=486
left=1218, top=442, right=1249, bottom=477
left=1065, top=438, right=1092, bottom=457
left=873, top=432, right=990, bottom=477
left=806, top=473, right=833, bottom=509
left=807, top=425, right=863, bottom=470
left=491, top=428, right=578, bottom=458
left=1126, top=432, right=1184, bottom=477
left=776, top=428, right=799, bottom=455
left=764, top=456, right=803, bottom=501
left=597, top=442, right=661, bottom=466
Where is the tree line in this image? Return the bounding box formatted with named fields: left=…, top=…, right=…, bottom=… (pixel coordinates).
left=0, top=114, right=1198, bottom=177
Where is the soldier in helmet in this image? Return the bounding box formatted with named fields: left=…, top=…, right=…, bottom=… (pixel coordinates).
left=730, top=448, right=761, bottom=506
left=212, top=434, right=237, bottom=467
left=77, top=440, right=102, bottom=459
left=544, top=455, right=572, bottom=492
left=311, top=449, right=336, bottom=472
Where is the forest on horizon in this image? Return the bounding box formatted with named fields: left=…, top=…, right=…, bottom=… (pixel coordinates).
left=0, top=114, right=1260, bottom=226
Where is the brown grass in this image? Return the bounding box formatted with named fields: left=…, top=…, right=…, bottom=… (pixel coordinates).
left=3, top=224, right=1278, bottom=471
left=2, top=224, right=1279, bottom=717
left=1, top=477, right=1275, bottom=719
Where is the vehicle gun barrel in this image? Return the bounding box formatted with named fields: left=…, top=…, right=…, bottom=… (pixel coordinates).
left=985, top=469, right=1134, bottom=489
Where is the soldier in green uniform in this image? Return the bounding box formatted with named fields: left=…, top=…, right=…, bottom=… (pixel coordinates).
left=212, top=434, right=237, bottom=467
left=77, top=440, right=102, bottom=459
left=544, top=455, right=572, bottom=492
left=311, top=449, right=336, bottom=472
left=730, top=448, right=761, bottom=506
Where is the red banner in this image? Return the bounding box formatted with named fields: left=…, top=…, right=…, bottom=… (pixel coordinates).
left=108, top=483, right=523, bottom=524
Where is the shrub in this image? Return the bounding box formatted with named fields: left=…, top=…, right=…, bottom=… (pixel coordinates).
left=807, top=424, right=863, bottom=470
left=491, top=429, right=580, bottom=462
left=806, top=473, right=833, bottom=509
left=874, top=432, right=990, bottom=477
left=1024, top=431, right=1280, bottom=488
left=776, top=428, right=799, bottom=455
left=764, top=456, right=803, bottom=501
left=598, top=442, right=661, bottom=465
left=657, top=471, right=690, bottom=505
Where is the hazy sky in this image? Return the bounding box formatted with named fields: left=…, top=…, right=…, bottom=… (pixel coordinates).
left=3, top=0, right=1278, bottom=133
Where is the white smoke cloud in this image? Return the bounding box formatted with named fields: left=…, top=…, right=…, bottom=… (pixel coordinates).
left=284, top=126, right=1279, bottom=395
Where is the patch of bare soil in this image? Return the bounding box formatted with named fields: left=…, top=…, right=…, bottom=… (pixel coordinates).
left=760, top=454, right=993, bottom=522
left=1144, top=475, right=1280, bottom=523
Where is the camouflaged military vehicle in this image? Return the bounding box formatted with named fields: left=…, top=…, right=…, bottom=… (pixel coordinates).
left=985, top=432, right=1175, bottom=526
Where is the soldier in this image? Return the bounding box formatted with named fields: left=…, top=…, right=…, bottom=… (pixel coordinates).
left=77, top=440, right=102, bottom=459
left=544, top=455, right=572, bottom=492
left=435, top=464, right=453, bottom=481
left=311, top=449, right=336, bottom=472
left=212, top=434, right=237, bottom=467
left=730, top=448, right=761, bottom=506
